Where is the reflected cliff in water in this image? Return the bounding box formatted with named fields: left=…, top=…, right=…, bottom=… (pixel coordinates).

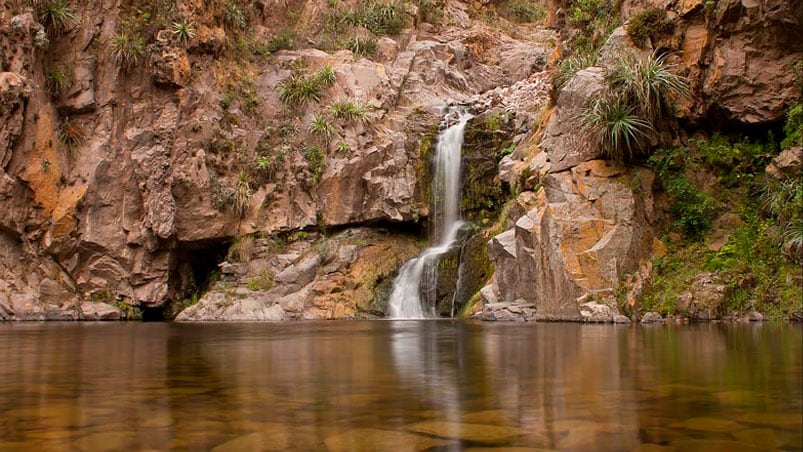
left=0, top=322, right=801, bottom=450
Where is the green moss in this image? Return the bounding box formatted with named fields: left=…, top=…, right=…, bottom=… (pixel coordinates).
left=625, top=7, right=674, bottom=48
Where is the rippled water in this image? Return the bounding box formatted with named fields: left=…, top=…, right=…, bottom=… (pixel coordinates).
left=0, top=321, right=800, bottom=451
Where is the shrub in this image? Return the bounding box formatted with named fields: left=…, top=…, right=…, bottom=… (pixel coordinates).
left=500, top=0, right=547, bottom=23
left=606, top=51, right=688, bottom=122
left=583, top=94, right=652, bottom=161
left=110, top=32, right=147, bottom=69
left=247, top=270, right=274, bottom=291
left=58, top=116, right=84, bottom=151
left=171, top=21, right=196, bottom=44
left=303, top=146, right=326, bottom=183
left=351, top=0, right=406, bottom=35
left=234, top=171, right=252, bottom=217
left=41, top=0, right=77, bottom=34
left=346, top=35, right=377, bottom=57
left=223, top=1, right=247, bottom=30
left=625, top=7, right=674, bottom=48
left=308, top=114, right=336, bottom=143
left=781, top=102, right=802, bottom=148
left=330, top=100, right=371, bottom=123
left=279, top=71, right=323, bottom=106
left=45, top=66, right=73, bottom=97
left=227, top=235, right=255, bottom=262
left=315, top=65, right=337, bottom=86
left=554, top=51, right=596, bottom=90
left=267, top=30, right=295, bottom=52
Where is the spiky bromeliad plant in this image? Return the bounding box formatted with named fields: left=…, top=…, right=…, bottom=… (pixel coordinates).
left=172, top=21, right=196, bottom=45
left=584, top=50, right=688, bottom=161
left=279, top=71, right=324, bottom=107
left=41, top=0, right=77, bottom=34
left=583, top=94, right=652, bottom=162
left=111, top=32, right=147, bottom=69
left=308, top=113, right=336, bottom=143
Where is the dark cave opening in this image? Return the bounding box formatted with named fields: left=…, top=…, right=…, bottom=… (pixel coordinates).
left=166, top=237, right=232, bottom=319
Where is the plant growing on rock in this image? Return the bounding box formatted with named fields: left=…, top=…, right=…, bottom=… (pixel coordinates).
left=45, top=66, right=73, bottom=97
left=583, top=50, right=688, bottom=161
left=553, top=51, right=596, bottom=91
left=267, top=30, right=295, bottom=52
left=171, top=21, right=196, bottom=45
left=58, top=116, right=84, bottom=152
left=583, top=94, right=652, bottom=162
left=303, top=145, right=326, bottom=184
left=346, top=35, right=377, bottom=58
left=308, top=114, right=337, bottom=143
left=111, top=32, right=147, bottom=69
left=625, top=7, right=674, bottom=48
left=331, top=100, right=371, bottom=123
left=227, top=234, right=255, bottom=262
left=223, top=0, right=247, bottom=30
left=40, top=0, right=77, bottom=34
left=315, top=65, right=337, bottom=86
left=234, top=171, right=252, bottom=217
left=499, top=0, right=547, bottom=23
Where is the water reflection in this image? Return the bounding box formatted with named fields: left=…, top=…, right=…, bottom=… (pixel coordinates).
left=0, top=322, right=800, bottom=450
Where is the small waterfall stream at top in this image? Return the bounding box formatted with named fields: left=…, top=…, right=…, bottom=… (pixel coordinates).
left=387, top=109, right=473, bottom=319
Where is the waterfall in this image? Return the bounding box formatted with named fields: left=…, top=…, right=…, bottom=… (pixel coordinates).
left=387, top=109, right=473, bottom=319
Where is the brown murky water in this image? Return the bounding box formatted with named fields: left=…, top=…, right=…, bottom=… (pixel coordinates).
left=0, top=321, right=800, bottom=451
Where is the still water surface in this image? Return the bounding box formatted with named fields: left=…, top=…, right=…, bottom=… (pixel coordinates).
left=0, top=321, right=800, bottom=451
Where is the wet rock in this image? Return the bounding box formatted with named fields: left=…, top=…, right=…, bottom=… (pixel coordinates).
left=325, top=428, right=453, bottom=451
left=80, top=301, right=123, bottom=320
left=480, top=301, right=536, bottom=321
left=407, top=421, right=522, bottom=443
left=579, top=300, right=617, bottom=322
left=640, top=312, right=666, bottom=324
left=676, top=273, right=727, bottom=320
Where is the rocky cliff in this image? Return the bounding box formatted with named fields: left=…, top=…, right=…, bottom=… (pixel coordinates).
left=0, top=0, right=555, bottom=319
left=1, top=0, right=800, bottom=321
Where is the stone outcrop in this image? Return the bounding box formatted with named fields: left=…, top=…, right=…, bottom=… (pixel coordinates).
left=620, top=0, right=803, bottom=125
left=481, top=161, right=660, bottom=320
left=0, top=0, right=556, bottom=319
left=177, top=228, right=421, bottom=320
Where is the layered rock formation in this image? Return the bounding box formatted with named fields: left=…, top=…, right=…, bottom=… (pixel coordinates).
left=0, top=0, right=555, bottom=319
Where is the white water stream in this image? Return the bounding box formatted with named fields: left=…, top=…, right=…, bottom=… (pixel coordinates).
left=387, top=110, right=473, bottom=319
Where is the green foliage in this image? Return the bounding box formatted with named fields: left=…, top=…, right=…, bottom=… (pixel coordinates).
left=346, top=35, right=378, bottom=57
left=566, top=0, right=619, bottom=52
left=111, top=32, right=147, bottom=69
left=308, top=114, right=337, bottom=143
left=695, top=134, right=771, bottom=187
left=58, top=116, right=84, bottom=152
left=582, top=51, right=688, bottom=161
left=222, top=77, right=260, bottom=116
left=330, top=100, right=371, bottom=123
left=279, top=67, right=327, bottom=107
left=554, top=51, right=596, bottom=90
left=649, top=146, right=717, bottom=237
left=247, top=270, right=274, bottom=291
left=266, top=30, right=295, bottom=52
left=314, top=65, right=337, bottom=86
left=45, top=66, right=73, bottom=97
left=234, top=171, right=252, bottom=217
left=222, top=0, right=247, bottom=30
left=625, top=7, right=674, bottom=48
left=348, top=0, right=406, bottom=35
left=171, top=21, right=196, bottom=44
left=499, top=0, right=546, bottom=23
left=761, top=177, right=803, bottom=263
left=303, top=145, right=326, bottom=184
left=335, top=141, right=351, bottom=153
left=227, top=235, right=255, bottom=262
left=781, top=102, right=802, bottom=149
left=417, top=0, right=444, bottom=24
left=41, top=0, right=77, bottom=34
left=583, top=94, right=652, bottom=161
left=606, top=51, right=689, bottom=122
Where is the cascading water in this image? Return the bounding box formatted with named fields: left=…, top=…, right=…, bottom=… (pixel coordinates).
left=387, top=109, right=473, bottom=319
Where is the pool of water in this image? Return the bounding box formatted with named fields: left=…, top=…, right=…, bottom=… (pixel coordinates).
left=0, top=321, right=800, bottom=451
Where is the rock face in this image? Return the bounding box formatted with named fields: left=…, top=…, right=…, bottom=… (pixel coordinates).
left=482, top=161, right=660, bottom=320
left=620, top=0, right=803, bottom=125
left=176, top=228, right=421, bottom=320
left=0, top=0, right=556, bottom=319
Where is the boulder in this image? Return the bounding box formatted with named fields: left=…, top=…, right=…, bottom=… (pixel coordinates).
left=676, top=272, right=728, bottom=320
left=766, top=147, right=803, bottom=180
